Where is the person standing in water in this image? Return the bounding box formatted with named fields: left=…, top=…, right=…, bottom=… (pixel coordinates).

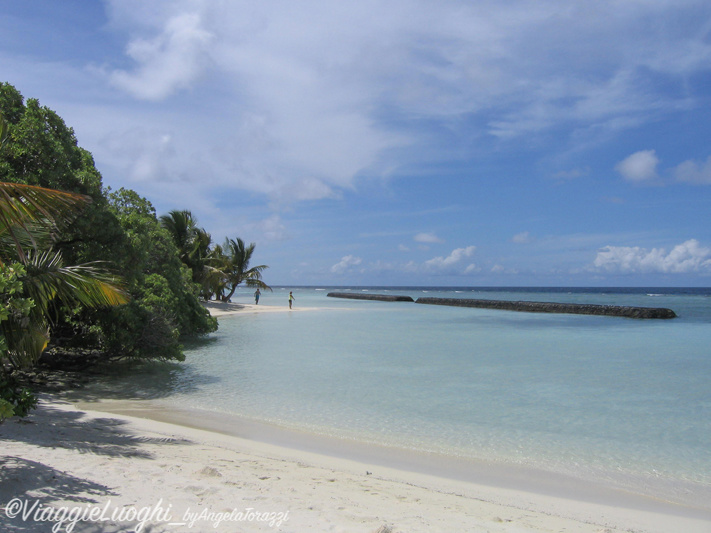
left=254, top=288, right=261, bottom=305
left=288, top=291, right=295, bottom=309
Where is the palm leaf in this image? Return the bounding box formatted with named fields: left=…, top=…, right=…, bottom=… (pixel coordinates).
left=24, top=250, right=129, bottom=315
left=0, top=182, right=91, bottom=263
left=3, top=319, right=50, bottom=369
left=0, top=220, right=53, bottom=260
left=0, top=111, right=8, bottom=148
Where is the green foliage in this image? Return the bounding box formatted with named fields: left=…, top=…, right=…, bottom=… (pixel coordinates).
left=0, top=262, right=42, bottom=369
left=0, top=177, right=129, bottom=369
left=0, top=399, right=12, bottom=420
left=57, top=189, right=218, bottom=362
left=0, top=263, right=34, bottom=359
left=0, top=82, right=217, bottom=367
left=159, top=209, right=214, bottom=298
left=107, top=189, right=217, bottom=336
left=0, top=263, right=38, bottom=421
left=0, top=83, right=124, bottom=267
left=0, top=87, right=92, bottom=195
left=0, top=263, right=33, bottom=323
left=158, top=210, right=272, bottom=302
left=212, top=237, right=271, bottom=301
left=0, top=374, right=38, bottom=422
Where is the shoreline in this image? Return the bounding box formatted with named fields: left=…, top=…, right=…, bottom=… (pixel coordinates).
left=201, top=300, right=294, bottom=316
left=74, top=398, right=711, bottom=515
left=4, top=397, right=711, bottom=533
left=200, top=300, right=339, bottom=316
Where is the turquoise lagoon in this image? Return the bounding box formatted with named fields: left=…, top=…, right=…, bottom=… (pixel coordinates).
left=88, top=287, right=711, bottom=510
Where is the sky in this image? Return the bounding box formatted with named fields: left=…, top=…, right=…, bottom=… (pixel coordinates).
left=2, top=0, right=711, bottom=287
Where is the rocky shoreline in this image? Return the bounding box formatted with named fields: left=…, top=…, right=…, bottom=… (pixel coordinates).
left=416, top=297, right=677, bottom=319
left=327, top=292, right=677, bottom=318
left=326, top=292, right=415, bottom=302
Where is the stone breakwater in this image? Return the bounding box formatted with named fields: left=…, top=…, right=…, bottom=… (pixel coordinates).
left=327, top=292, right=676, bottom=318
left=327, top=292, right=415, bottom=302
left=416, top=297, right=677, bottom=319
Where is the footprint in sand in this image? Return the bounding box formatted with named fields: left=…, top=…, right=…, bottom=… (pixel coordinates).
left=195, top=466, right=222, bottom=477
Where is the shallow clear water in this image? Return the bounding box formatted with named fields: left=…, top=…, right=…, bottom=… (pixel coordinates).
left=92, top=287, right=711, bottom=503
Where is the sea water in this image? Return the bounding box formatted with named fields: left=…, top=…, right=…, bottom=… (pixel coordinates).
left=92, top=287, right=711, bottom=507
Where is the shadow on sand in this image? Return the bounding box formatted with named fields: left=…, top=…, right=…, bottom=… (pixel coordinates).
left=0, top=402, right=191, bottom=532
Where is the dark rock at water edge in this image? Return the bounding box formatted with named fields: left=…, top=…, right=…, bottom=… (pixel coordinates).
left=327, top=292, right=415, bottom=302
left=415, top=297, right=677, bottom=319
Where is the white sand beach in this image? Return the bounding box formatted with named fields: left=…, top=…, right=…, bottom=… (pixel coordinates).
left=1, top=301, right=710, bottom=533
left=2, top=398, right=711, bottom=533
left=201, top=301, right=291, bottom=316
left=201, top=300, right=331, bottom=316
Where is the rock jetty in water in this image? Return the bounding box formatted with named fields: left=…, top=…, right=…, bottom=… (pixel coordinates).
left=415, top=297, right=677, bottom=319
left=327, top=292, right=415, bottom=302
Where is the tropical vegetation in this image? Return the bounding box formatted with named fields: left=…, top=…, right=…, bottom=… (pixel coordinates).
left=0, top=109, right=128, bottom=419
left=159, top=210, right=271, bottom=301
left=0, top=82, right=270, bottom=421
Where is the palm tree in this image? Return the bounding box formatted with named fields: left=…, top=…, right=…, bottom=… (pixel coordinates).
left=191, top=227, right=213, bottom=297
left=0, top=111, right=128, bottom=368
left=0, top=181, right=129, bottom=368
left=0, top=182, right=88, bottom=261
left=159, top=209, right=212, bottom=287
left=159, top=210, right=198, bottom=263
left=199, top=242, right=226, bottom=301
left=215, top=238, right=271, bottom=302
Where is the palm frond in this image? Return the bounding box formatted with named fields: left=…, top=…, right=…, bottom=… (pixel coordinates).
left=0, top=182, right=91, bottom=263
left=0, top=111, right=8, bottom=148
left=0, top=220, right=54, bottom=259
left=2, top=319, right=50, bottom=369
left=24, top=250, right=129, bottom=314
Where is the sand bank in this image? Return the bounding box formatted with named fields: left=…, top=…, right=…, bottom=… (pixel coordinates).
left=202, top=301, right=291, bottom=316
left=2, top=398, right=710, bottom=533
left=201, top=300, right=336, bottom=317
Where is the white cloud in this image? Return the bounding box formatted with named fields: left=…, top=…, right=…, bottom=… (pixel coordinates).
left=615, top=150, right=659, bottom=182
left=331, top=255, right=362, bottom=274
left=593, top=239, right=711, bottom=274
left=424, top=246, right=476, bottom=271
left=414, top=232, right=444, bottom=244
left=491, top=264, right=518, bottom=275
left=512, top=231, right=532, bottom=244
left=110, top=12, right=214, bottom=100
left=674, top=155, right=711, bottom=184
left=552, top=167, right=590, bottom=180
left=464, top=263, right=481, bottom=274
left=247, top=215, right=290, bottom=242
left=103, top=1, right=410, bottom=205
left=96, top=0, right=710, bottom=206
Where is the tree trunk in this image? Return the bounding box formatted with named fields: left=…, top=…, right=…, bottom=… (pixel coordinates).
left=221, top=284, right=237, bottom=302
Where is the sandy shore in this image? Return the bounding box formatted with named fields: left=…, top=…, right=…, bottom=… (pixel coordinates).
left=2, top=398, right=710, bottom=533
left=201, top=300, right=332, bottom=316
left=202, top=300, right=293, bottom=316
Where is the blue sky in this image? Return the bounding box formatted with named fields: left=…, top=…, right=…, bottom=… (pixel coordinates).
left=2, top=0, right=711, bottom=286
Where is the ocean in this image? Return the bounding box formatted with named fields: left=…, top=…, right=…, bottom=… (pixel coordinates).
left=86, top=287, right=711, bottom=509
